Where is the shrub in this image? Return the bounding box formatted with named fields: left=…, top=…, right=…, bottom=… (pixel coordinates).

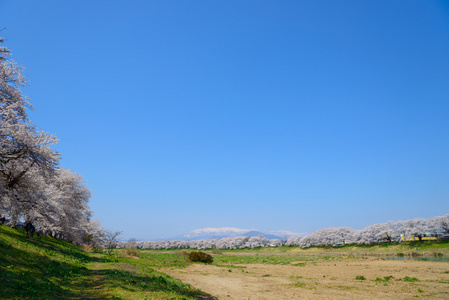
left=188, top=251, right=213, bottom=263
left=355, top=275, right=366, bottom=280
left=120, top=247, right=140, bottom=258
left=80, top=245, right=94, bottom=252
left=373, top=276, right=393, bottom=283
left=402, top=276, right=419, bottom=282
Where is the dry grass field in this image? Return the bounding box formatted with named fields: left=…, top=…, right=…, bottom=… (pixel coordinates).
left=159, top=244, right=449, bottom=300
left=163, top=257, right=449, bottom=299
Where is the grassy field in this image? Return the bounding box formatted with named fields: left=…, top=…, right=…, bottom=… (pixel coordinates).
left=158, top=243, right=449, bottom=299
left=0, top=225, right=214, bottom=299
left=1, top=225, right=449, bottom=299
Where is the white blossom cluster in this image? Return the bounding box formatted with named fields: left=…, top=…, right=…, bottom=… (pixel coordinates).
left=0, top=37, right=103, bottom=246
left=124, top=234, right=274, bottom=250
left=120, top=214, right=449, bottom=250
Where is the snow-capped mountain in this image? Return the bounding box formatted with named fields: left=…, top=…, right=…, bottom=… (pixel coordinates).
left=180, top=227, right=304, bottom=240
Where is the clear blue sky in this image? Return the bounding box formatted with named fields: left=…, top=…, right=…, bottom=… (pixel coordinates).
left=1, top=1, right=448, bottom=240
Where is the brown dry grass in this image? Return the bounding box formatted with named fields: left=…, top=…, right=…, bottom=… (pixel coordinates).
left=120, top=247, right=141, bottom=259
left=162, top=258, right=449, bottom=299
left=80, top=244, right=94, bottom=252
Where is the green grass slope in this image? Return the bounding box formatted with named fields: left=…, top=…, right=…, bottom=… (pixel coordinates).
left=0, top=225, right=95, bottom=299
left=0, top=226, right=215, bottom=299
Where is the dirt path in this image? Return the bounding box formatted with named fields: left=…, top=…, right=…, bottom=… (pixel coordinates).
left=162, top=258, right=449, bottom=299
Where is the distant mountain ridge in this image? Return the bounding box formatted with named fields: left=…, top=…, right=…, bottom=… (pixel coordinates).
left=179, top=227, right=304, bottom=241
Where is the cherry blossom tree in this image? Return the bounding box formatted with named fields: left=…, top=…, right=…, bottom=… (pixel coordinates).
left=104, top=230, right=122, bottom=254
left=1, top=37, right=59, bottom=214
left=429, top=214, right=449, bottom=236
left=357, top=221, right=397, bottom=244
left=0, top=39, right=59, bottom=196
left=403, top=218, right=431, bottom=242
left=0, top=36, right=103, bottom=245
left=286, top=235, right=303, bottom=246
left=300, top=227, right=356, bottom=247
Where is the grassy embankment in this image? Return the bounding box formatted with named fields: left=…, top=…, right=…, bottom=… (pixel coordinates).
left=0, top=225, right=214, bottom=299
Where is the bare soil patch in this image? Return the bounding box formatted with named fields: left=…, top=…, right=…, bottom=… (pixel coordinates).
left=162, top=258, right=449, bottom=299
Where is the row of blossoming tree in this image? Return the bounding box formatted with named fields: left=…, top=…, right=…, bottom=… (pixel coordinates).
left=0, top=37, right=103, bottom=246
left=126, top=215, right=449, bottom=250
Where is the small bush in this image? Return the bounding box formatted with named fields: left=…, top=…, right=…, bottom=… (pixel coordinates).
left=402, top=276, right=419, bottom=282
left=374, top=276, right=393, bottom=283
left=121, top=247, right=140, bottom=258
left=292, top=282, right=306, bottom=287
left=188, top=251, right=213, bottom=263
left=355, top=275, right=366, bottom=280
left=80, top=245, right=94, bottom=252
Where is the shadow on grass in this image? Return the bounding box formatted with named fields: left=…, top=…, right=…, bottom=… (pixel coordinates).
left=99, top=267, right=217, bottom=299
left=1, top=226, right=216, bottom=299
left=0, top=226, right=110, bottom=299
left=0, top=249, right=107, bottom=299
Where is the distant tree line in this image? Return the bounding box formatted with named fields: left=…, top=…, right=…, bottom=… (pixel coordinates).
left=0, top=37, right=103, bottom=246
left=122, top=214, right=449, bottom=250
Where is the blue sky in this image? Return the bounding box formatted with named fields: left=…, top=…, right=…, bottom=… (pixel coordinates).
left=1, top=1, right=448, bottom=240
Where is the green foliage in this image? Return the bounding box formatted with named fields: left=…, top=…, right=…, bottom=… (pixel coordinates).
left=373, top=276, right=394, bottom=284
left=291, top=282, right=306, bottom=287
left=213, top=253, right=317, bottom=265
left=402, top=276, right=419, bottom=282
left=187, top=251, right=214, bottom=263
left=355, top=275, right=366, bottom=280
